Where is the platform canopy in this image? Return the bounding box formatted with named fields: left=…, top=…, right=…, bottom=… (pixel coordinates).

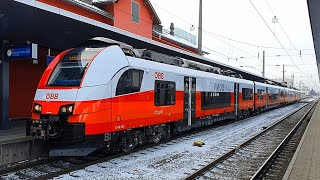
left=0, top=0, right=281, bottom=83
left=307, top=0, right=320, bottom=81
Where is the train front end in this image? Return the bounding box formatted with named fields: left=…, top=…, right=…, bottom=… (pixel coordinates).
left=30, top=45, right=128, bottom=156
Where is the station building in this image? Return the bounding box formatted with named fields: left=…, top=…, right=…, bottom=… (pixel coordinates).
left=0, top=0, right=202, bottom=128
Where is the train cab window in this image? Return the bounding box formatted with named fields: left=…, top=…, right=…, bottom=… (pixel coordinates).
left=242, top=88, right=253, bottom=100
left=116, top=69, right=144, bottom=96
left=154, top=81, right=176, bottom=106
left=201, top=92, right=231, bottom=110
left=48, top=47, right=104, bottom=86
left=257, top=89, right=265, bottom=99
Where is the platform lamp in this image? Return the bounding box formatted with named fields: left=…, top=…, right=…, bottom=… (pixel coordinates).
left=272, top=16, right=278, bottom=34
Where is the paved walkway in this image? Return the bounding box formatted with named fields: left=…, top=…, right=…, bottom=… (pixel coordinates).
left=283, top=101, right=320, bottom=180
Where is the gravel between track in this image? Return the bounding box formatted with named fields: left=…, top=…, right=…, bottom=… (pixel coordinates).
left=56, top=102, right=310, bottom=180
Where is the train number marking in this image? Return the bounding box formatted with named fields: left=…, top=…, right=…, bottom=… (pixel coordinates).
left=154, top=109, right=163, bottom=115
left=155, top=72, right=164, bottom=79
left=45, top=93, right=59, bottom=100
left=115, top=125, right=125, bottom=130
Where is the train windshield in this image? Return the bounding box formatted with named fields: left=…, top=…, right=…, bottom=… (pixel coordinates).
left=48, top=47, right=104, bottom=86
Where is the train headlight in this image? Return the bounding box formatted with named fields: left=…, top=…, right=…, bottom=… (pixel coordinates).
left=33, top=103, right=42, bottom=114
left=59, top=104, right=74, bottom=115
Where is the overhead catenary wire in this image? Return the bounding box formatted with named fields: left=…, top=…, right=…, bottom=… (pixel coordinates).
left=114, top=3, right=288, bottom=78
left=264, top=0, right=306, bottom=65
left=151, top=1, right=314, bottom=52
left=110, top=10, right=271, bottom=77
left=248, top=0, right=304, bottom=74
left=110, top=2, right=317, bottom=87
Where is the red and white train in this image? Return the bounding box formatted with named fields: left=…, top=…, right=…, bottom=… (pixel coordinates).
left=30, top=38, right=301, bottom=156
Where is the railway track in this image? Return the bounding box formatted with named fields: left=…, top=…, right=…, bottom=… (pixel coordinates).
left=184, top=100, right=317, bottom=180
left=0, top=110, right=252, bottom=179
left=0, top=101, right=313, bottom=180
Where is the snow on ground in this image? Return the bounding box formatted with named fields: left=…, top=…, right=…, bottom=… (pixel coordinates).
left=57, top=102, right=309, bottom=180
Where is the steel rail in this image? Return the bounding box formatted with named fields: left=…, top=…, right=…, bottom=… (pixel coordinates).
left=183, top=100, right=316, bottom=180
left=250, top=100, right=318, bottom=179
left=0, top=108, right=242, bottom=179
left=0, top=101, right=312, bottom=179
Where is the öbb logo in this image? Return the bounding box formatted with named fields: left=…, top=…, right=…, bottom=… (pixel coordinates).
left=45, top=93, right=59, bottom=100
left=155, top=72, right=164, bottom=79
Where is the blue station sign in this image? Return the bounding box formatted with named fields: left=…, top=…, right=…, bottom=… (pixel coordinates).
left=4, top=43, right=38, bottom=60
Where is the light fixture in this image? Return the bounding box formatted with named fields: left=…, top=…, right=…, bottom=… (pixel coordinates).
left=190, top=25, right=195, bottom=31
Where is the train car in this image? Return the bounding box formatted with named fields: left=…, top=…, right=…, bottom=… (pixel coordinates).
left=279, top=87, right=286, bottom=105
left=29, top=38, right=256, bottom=155
left=264, top=84, right=282, bottom=109
left=284, top=87, right=296, bottom=104
left=238, top=81, right=255, bottom=117
left=29, top=38, right=297, bottom=156
left=295, top=90, right=302, bottom=101
left=253, top=82, right=268, bottom=112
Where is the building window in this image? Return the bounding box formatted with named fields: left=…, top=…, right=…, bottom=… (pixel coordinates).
left=116, top=69, right=144, bottom=96
left=201, top=92, right=231, bottom=110
left=257, top=89, right=265, bottom=99
left=131, top=0, right=140, bottom=23
left=242, top=88, right=253, bottom=100
left=154, top=81, right=176, bottom=106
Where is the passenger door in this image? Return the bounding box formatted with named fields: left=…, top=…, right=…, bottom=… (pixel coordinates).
left=184, top=77, right=196, bottom=126
left=266, top=87, right=268, bottom=108
left=234, top=83, right=239, bottom=116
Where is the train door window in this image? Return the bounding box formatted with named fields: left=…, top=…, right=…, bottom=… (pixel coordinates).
left=257, top=89, right=265, bottom=99
left=154, top=81, right=176, bottom=106
left=242, top=88, right=253, bottom=100
left=116, top=69, right=144, bottom=96
left=201, top=92, right=231, bottom=110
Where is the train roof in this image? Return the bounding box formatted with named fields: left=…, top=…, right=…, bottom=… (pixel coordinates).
left=255, top=81, right=300, bottom=92
left=80, top=37, right=297, bottom=89
left=127, top=56, right=254, bottom=85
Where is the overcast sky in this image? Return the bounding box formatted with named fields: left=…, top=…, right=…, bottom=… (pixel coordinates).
left=150, top=0, right=319, bottom=92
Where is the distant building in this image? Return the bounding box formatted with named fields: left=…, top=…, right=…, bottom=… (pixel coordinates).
left=37, top=0, right=161, bottom=39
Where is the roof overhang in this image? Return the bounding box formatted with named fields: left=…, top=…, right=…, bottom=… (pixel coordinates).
left=307, top=0, right=320, bottom=81
left=144, top=0, right=161, bottom=25
left=0, top=0, right=284, bottom=84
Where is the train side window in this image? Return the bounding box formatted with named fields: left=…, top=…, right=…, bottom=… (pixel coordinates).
left=242, top=88, right=253, bottom=100
left=116, top=69, right=144, bottom=96
left=154, top=81, right=176, bottom=106
left=201, top=92, right=231, bottom=110
left=270, top=89, right=279, bottom=101
left=257, top=89, right=265, bottom=99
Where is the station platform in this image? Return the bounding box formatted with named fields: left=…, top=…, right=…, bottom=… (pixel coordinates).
left=0, top=119, right=28, bottom=142
left=0, top=119, right=45, bottom=166
left=283, top=101, right=320, bottom=180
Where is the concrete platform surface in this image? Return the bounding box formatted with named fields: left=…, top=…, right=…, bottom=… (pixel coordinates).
left=283, top=102, right=320, bottom=180
left=0, top=119, right=27, bottom=142
left=0, top=119, right=46, bottom=166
